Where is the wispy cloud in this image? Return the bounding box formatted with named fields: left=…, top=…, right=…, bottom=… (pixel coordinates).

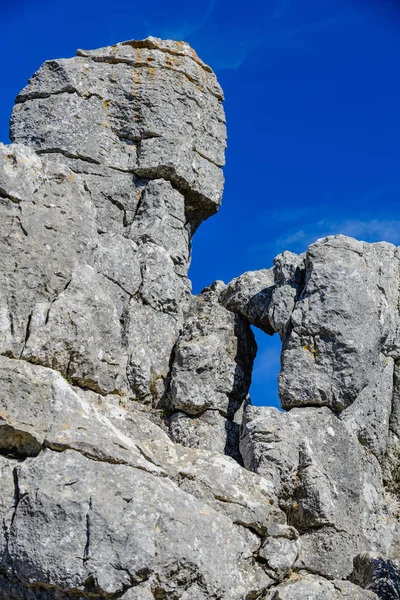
left=142, top=0, right=216, bottom=43
left=194, top=0, right=378, bottom=70
left=136, top=0, right=395, bottom=71
left=257, top=216, right=400, bottom=257
left=136, top=0, right=356, bottom=70
left=327, top=217, right=400, bottom=245
left=248, top=178, right=400, bottom=257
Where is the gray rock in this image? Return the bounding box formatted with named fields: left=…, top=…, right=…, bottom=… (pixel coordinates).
left=0, top=356, right=165, bottom=475
left=3, top=34, right=400, bottom=600
left=340, top=354, right=394, bottom=459
left=0, top=141, right=191, bottom=403
left=23, top=264, right=131, bottom=396
left=10, top=36, right=226, bottom=226
left=0, top=355, right=287, bottom=595
left=279, top=236, right=400, bottom=414
left=258, top=524, right=300, bottom=581
left=390, top=362, right=400, bottom=439
left=167, top=445, right=284, bottom=535
left=220, top=267, right=276, bottom=334
left=82, top=387, right=285, bottom=535
left=1, top=35, right=226, bottom=408
left=167, top=282, right=256, bottom=457
left=125, top=301, right=181, bottom=404
left=241, top=404, right=389, bottom=579
left=129, top=178, right=190, bottom=276
left=0, top=456, right=17, bottom=564
left=169, top=282, right=256, bottom=417
left=265, top=574, right=378, bottom=599
left=121, top=583, right=155, bottom=599
left=3, top=449, right=270, bottom=598
left=168, top=408, right=242, bottom=461
left=220, top=251, right=305, bottom=337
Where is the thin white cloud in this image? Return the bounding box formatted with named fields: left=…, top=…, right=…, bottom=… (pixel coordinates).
left=331, top=218, right=400, bottom=245
left=137, top=0, right=396, bottom=71
left=272, top=217, right=400, bottom=255
left=145, top=0, right=216, bottom=42
left=206, top=0, right=366, bottom=70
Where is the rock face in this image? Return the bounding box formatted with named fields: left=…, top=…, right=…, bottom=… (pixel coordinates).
left=167, top=280, right=256, bottom=461
left=3, top=36, right=226, bottom=408
left=0, top=36, right=399, bottom=600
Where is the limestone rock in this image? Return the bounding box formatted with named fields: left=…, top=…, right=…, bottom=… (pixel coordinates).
left=0, top=356, right=165, bottom=475
left=168, top=408, right=242, bottom=461
left=0, top=355, right=285, bottom=598
left=220, top=251, right=305, bottom=337
left=169, top=281, right=256, bottom=417
left=1, top=35, right=400, bottom=600
left=168, top=281, right=256, bottom=457
left=10, top=37, right=226, bottom=226
left=220, top=268, right=276, bottom=334
left=258, top=524, right=300, bottom=581
left=3, top=449, right=270, bottom=599
left=279, top=236, right=400, bottom=415
left=1, top=36, right=226, bottom=408
left=265, top=574, right=378, bottom=599
left=241, top=404, right=389, bottom=579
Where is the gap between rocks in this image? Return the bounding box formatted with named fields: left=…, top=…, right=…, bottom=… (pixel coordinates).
left=250, top=328, right=283, bottom=409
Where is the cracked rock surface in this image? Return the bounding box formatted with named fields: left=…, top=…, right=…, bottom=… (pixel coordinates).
left=0, top=36, right=399, bottom=600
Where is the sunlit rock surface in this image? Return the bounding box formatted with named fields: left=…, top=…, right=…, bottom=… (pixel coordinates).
left=0, top=37, right=399, bottom=600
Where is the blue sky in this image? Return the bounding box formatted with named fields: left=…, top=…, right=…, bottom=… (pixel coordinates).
left=1, top=0, right=400, bottom=408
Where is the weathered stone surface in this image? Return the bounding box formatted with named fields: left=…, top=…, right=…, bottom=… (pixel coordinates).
left=2, top=35, right=400, bottom=600
left=221, top=251, right=305, bottom=337
left=221, top=234, right=400, bottom=590
left=0, top=356, right=165, bottom=474
left=99, top=395, right=283, bottom=534
left=2, top=449, right=270, bottom=599
left=390, top=362, right=400, bottom=443
left=0, top=36, right=227, bottom=407
left=0, top=141, right=193, bottom=402
left=224, top=237, right=400, bottom=458
left=220, top=268, right=276, bottom=333
left=167, top=281, right=256, bottom=457
left=279, top=236, right=400, bottom=414
left=241, top=404, right=389, bottom=579
left=168, top=408, right=242, bottom=460
left=0, top=355, right=289, bottom=598
left=0, top=456, right=16, bottom=566
left=10, top=37, right=226, bottom=225
left=258, top=524, right=300, bottom=581
left=169, top=281, right=256, bottom=417
left=340, top=354, right=394, bottom=459
left=265, top=574, right=378, bottom=599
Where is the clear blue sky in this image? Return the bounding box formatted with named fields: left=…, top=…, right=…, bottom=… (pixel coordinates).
left=1, top=0, right=400, bottom=408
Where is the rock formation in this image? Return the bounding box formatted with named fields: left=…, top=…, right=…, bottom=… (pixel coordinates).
left=0, top=37, right=400, bottom=599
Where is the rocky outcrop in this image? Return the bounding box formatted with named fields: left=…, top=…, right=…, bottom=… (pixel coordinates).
left=2, top=36, right=227, bottom=408
left=222, top=235, right=400, bottom=595
left=240, top=405, right=386, bottom=580
left=1, top=37, right=400, bottom=600
left=167, top=281, right=256, bottom=460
